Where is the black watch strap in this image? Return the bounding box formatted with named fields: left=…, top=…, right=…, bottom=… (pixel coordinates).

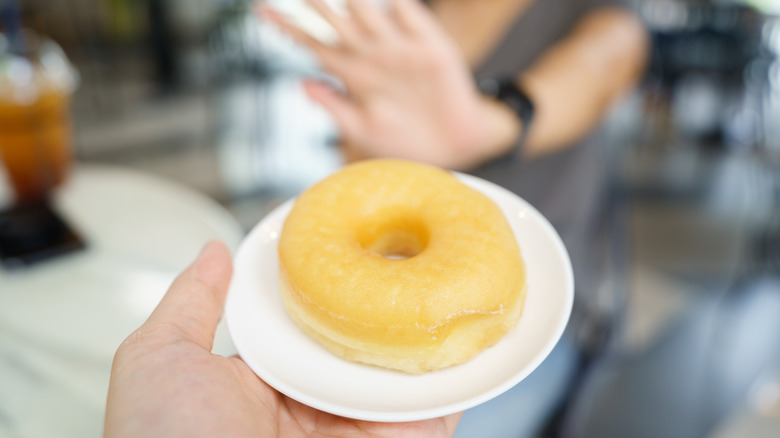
left=478, top=77, right=535, bottom=159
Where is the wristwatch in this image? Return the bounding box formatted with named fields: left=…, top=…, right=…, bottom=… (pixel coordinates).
left=477, top=76, right=535, bottom=159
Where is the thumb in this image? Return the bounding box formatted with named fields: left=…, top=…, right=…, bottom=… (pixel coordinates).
left=144, top=241, right=233, bottom=350
left=303, top=80, right=363, bottom=141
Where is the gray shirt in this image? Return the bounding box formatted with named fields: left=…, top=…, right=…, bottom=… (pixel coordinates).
left=471, top=0, right=626, bottom=331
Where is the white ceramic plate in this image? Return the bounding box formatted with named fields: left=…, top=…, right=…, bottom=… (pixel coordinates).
left=225, top=173, right=573, bottom=422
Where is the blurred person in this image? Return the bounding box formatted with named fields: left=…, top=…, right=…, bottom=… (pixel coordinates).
left=265, top=0, right=649, bottom=436
left=104, top=241, right=462, bottom=438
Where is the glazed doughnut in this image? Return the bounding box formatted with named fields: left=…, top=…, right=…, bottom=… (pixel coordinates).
left=278, top=159, right=526, bottom=374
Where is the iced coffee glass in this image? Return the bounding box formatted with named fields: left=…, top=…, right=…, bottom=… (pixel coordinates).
left=0, top=32, right=78, bottom=205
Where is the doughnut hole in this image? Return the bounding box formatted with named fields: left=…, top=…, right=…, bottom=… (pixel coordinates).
left=357, top=209, right=430, bottom=260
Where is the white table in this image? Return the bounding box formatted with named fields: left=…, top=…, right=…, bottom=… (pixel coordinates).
left=0, top=165, right=245, bottom=438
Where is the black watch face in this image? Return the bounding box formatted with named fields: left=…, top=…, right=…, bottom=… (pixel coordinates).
left=478, top=77, right=534, bottom=124
left=478, top=77, right=503, bottom=97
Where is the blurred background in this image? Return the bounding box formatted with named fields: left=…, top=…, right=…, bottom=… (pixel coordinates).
left=1, top=0, right=779, bottom=437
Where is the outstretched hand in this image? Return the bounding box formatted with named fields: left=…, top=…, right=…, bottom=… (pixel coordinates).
left=104, top=241, right=461, bottom=438
left=263, top=0, right=519, bottom=169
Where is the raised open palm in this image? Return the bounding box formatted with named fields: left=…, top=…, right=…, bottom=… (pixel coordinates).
left=264, top=0, right=497, bottom=169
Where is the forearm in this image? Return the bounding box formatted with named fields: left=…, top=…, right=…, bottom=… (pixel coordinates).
left=518, top=7, right=649, bottom=156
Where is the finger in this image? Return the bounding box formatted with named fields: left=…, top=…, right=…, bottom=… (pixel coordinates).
left=260, top=5, right=330, bottom=52
left=306, top=0, right=364, bottom=49
left=304, top=81, right=364, bottom=141
left=389, top=0, right=434, bottom=35
left=443, top=411, right=464, bottom=436
left=315, top=50, right=375, bottom=88
left=144, top=241, right=233, bottom=350
left=346, top=0, right=396, bottom=39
